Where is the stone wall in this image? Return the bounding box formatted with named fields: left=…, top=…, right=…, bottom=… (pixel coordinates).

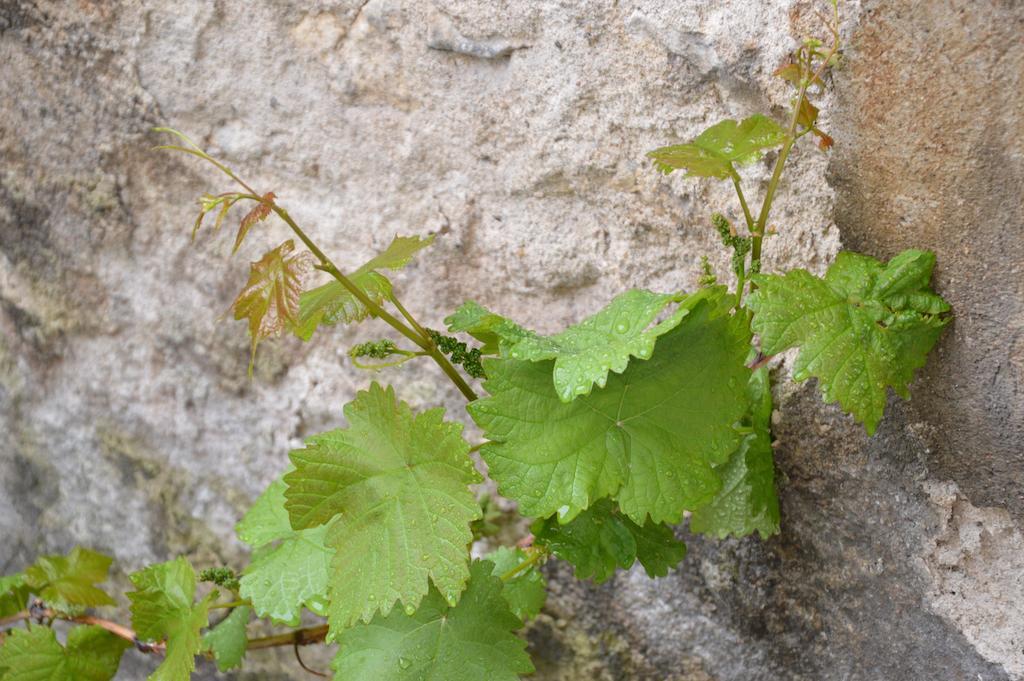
left=1, top=0, right=1020, bottom=679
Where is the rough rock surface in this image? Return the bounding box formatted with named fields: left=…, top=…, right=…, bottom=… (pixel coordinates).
left=0, top=0, right=1021, bottom=679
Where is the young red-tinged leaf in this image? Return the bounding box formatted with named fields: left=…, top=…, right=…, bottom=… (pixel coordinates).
left=796, top=98, right=819, bottom=129
left=230, top=239, right=314, bottom=373
left=774, top=62, right=801, bottom=85
left=23, top=547, right=116, bottom=614
left=794, top=99, right=834, bottom=150
left=233, top=191, right=276, bottom=253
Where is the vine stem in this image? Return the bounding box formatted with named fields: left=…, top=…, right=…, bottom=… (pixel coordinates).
left=158, top=138, right=479, bottom=402
left=750, top=84, right=807, bottom=272
left=748, top=11, right=840, bottom=288
left=498, top=549, right=546, bottom=582
left=728, top=167, right=755, bottom=232
left=247, top=624, right=329, bottom=651
left=0, top=607, right=329, bottom=656
left=0, top=608, right=165, bottom=654
left=0, top=545, right=541, bottom=657
left=270, top=203, right=477, bottom=402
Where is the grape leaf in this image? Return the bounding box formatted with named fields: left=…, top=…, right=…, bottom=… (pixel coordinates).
left=773, top=62, right=824, bottom=88
left=748, top=249, right=950, bottom=434
left=445, top=301, right=534, bottom=355
left=485, top=547, right=546, bottom=621
left=690, top=367, right=780, bottom=539
left=647, top=115, right=786, bottom=178
left=360, top=234, right=436, bottom=271
left=332, top=560, right=533, bottom=681
left=284, top=382, right=482, bottom=635
left=233, top=191, right=276, bottom=253
left=532, top=499, right=685, bottom=583
left=294, top=234, right=433, bottom=341
left=0, top=625, right=129, bottom=681
left=230, top=239, right=314, bottom=372
left=128, top=557, right=214, bottom=681
left=628, top=513, right=688, bottom=578
left=0, top=573, right=29, bottom=618
left=236, top=475, right=333, bottom=626
left=469, top=293, right=752, bottom=525
left=450, top=288, right=718, bottom=402
left=510, top=289, right=706, bottom=401
left=23, top=546, right=116, bottom=613
left=202, top=605, right=250, bottom=672
left=532, top=500, right=633, bottom=583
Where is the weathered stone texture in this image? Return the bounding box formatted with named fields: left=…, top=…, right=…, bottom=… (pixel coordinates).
left=0, top=0, right=1020, bottom=679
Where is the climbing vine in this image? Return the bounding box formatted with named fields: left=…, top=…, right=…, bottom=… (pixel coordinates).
left=0, top=5, right=950, bottom=679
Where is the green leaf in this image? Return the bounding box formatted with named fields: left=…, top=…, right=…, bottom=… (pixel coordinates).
left=485, top=547, right=546, bottom=621
left=295, top=234, right=433, bottom=341
left=23, top=547, right=116, bottom=613
left=647, top=114, right=786, bottom=178
left=0, top=625, right=129, bottom=681
left=360, top=234, right=436, bottom=271
left=332, top=560, right=533, bottom=681
left=445, top=301, right=534, bottom=355
left=128, top=557, right=213, bottom=681
left=509, top=289, right=706, bottom=401
left=629, top=516, right=688, bottom=578
left=748, top=249, right=950, bottom=434
left=202, top=605, right=250, bottom=672
left=470, top=294, right=752, bottom=524
left=294, top=272, right=392, bottom=340
left=0, top=573, right=29, bottom=618
left=284, top=383, right=482, bottom=635
left=690, top=367, right=780, bottom=539
left=236, top=475, right=333, bottom=625
left=451, top=288, right=721, bottom=402
left=532, top=500, right=633, bottom=583
left=532, top=499, right=685, bottom=583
